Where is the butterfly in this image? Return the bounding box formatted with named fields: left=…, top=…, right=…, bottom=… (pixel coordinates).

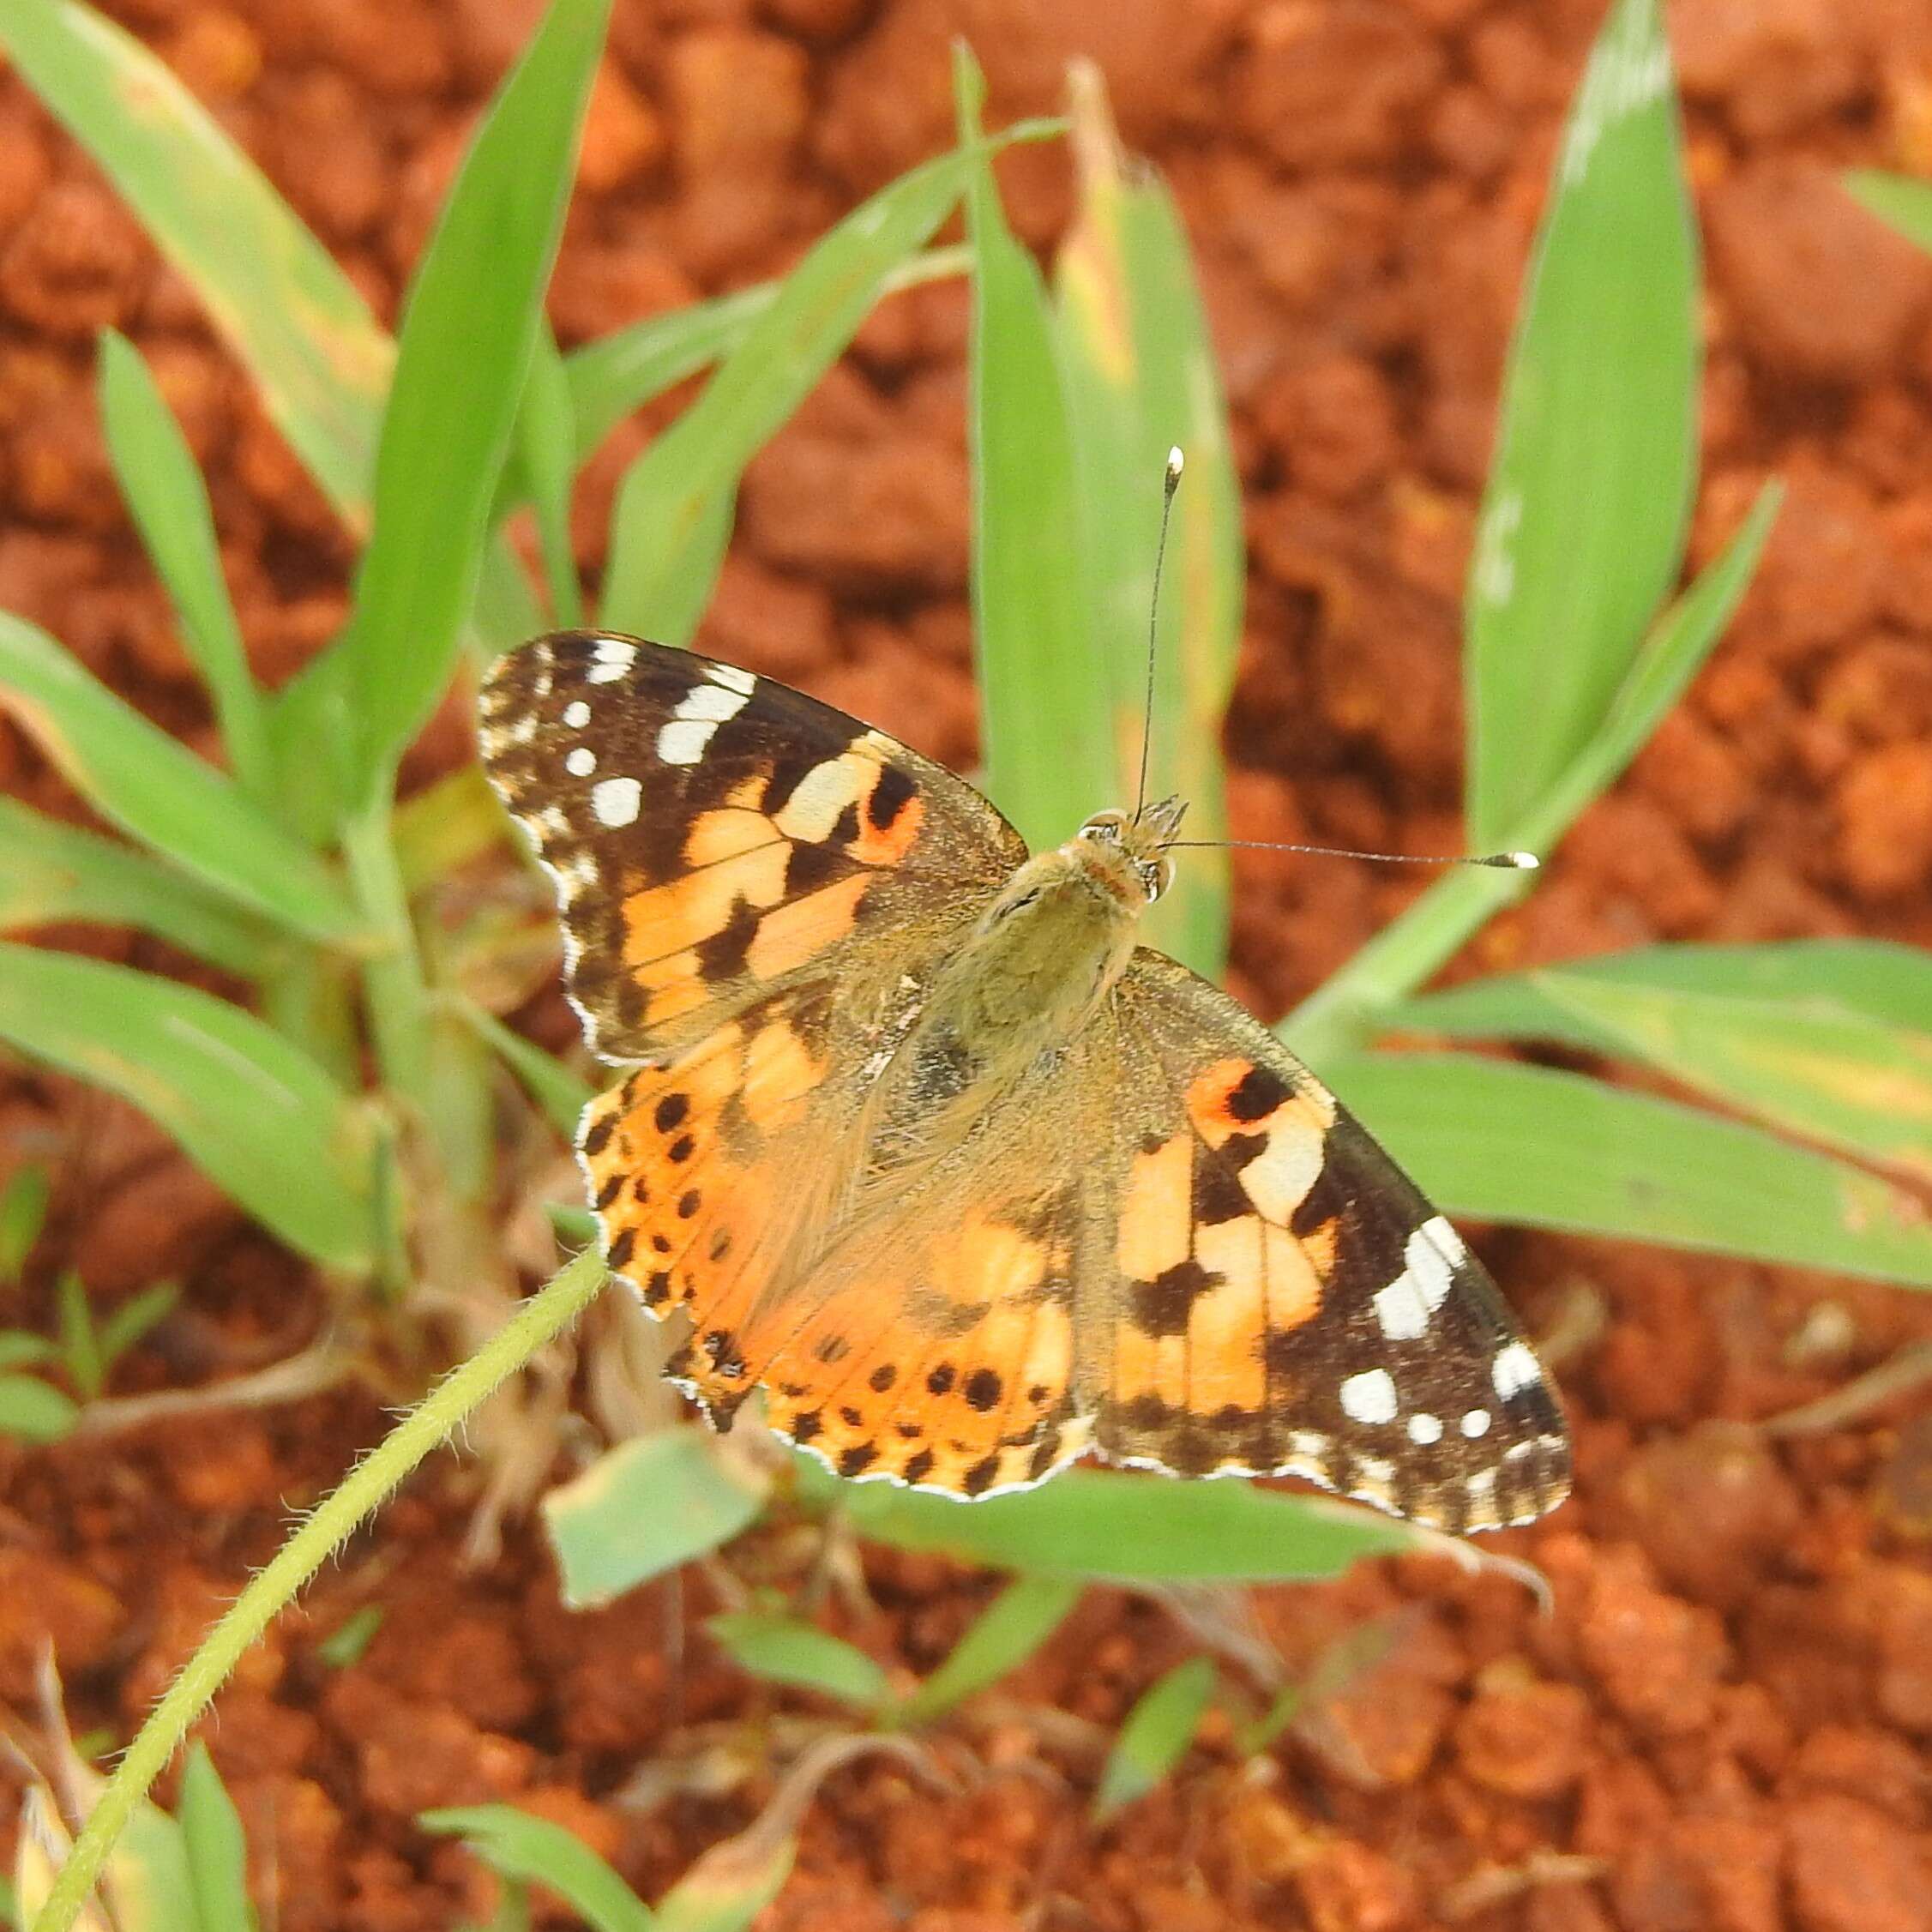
left=479, top=629, right=1570, bottom=1534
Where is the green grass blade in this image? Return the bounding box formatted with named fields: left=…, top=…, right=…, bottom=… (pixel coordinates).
left=1052, top=64, right=1243, bottom=975
left=822, top=1464, right=1415, bottom=1581
left=95, top=1282, right=180, bottom=1375
left=178, top=1746, right=255, bottom=1932
left=0, top=1375, right=78, bottom=1444
left=1397, top=957, right=1932, bottom=1184
left=0, top=942, right=375, bottom=1270
left=1418, top=937, right=1932, bottom=1032
left=0, top=1167, right=51, bottom=1283
left=56, top=1273, right=103, bottom=1401
left=1285, top=482, right=1779, bottom=1062
left=1466, top=0, right=1698, bottom=847
left=0, top=797, right=278, bottom=978
left=956, top=51, right=1110, bottom=850
left=419, top=1809, right=654, bottom=1932
left=1844, top=169, right=1932, bottom=253
left=561, top=244, right=971, bottom=478
left=896, top=1574, right=1083, bottom=1725
left=96, top=332, right=274, bottom=802
left=1092, top=1656, right=1216, bottom=1821
left=706, top=1612, right=892, bottom=1712
left=454, top=998, right=593, bottom=1142
left=0, top=617, right=360, bottom=943
left=515, top=322, right=584, bottom=628
left=599, top=147, right=1008, bottom=644
left=540, top=1431, right=767, bottom=1609
left=342, top=0, right=608, bottom=796
left=0, top=0, right=388, bottom=521
left=1330, top=1052, right=1932, bottom=1290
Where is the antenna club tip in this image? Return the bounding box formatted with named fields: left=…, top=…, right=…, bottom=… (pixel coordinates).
left=1165, top=446, right=1184, bottom=484
left=1504, top=850, right=1540, bottom=870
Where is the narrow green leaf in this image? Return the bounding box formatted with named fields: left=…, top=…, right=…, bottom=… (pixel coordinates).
left=343, top=0, right=609, bottom=793
left=1844, top=168, right=1932, bottom=254
left=565, top=285, right=772, bottom=468
left=178, top=1744, right=256, bottom=1932
left=420, top=1809, right=655, bottom=1932
left=956, top=51, right=1110, bottom=851
left=0, top=616, right=360, bottom=943
left=316, top=1605, right=384, bottom=1669
left=1092, top=1656, right=1216, bottom=1821
left=0, top=797, right=279, bottom=979
left=653, top=1841, right=792, bottom=1932
left=1413, top=937, right=1932, bottom=1032
left=0, top=0, right=388, bottom=519
left=0, top=1166, right=51, bottom=1283
left=822, top=1465, right=1416, bottom=1582
left=1330, top=1052, right=1932, bottom=1289
left=563, top=246, right=968, bottom=467
left=95, top=1282, right=180, bottom=1375
left=0, top=1375, right=78, bottom=1443
left=706, top=1611, right=892, bottom=1712
left=0, top=1333, right=57, bottom=1372
left=1524, top=482, right=1781, bottom=843
left=1052, top=63, right=1243, bottom=976
left=542, top=1430, right=767, bottom=1609
left=1284, top=483, right=1779, bottom=1063
left=97, top=331, right=273, bottom=802
left=1397, top=956, right=1932, bottom=1183
left=599, top=144, right=1007, bottom=643
left=516, top=322, right=584, bottom=629
left=897, top=1574, right=1082, bottom=1725
left=1466, top=0, right=1698, bottom=846
left=56, top=1272, right=103, bottom=1402
left=455, top=998, right=593, bottom=1143
left=0, top=942, right=375, bottom=1270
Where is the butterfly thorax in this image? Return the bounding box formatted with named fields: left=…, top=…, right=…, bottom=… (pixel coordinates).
left=893, top=808, right=1173, bottom=1102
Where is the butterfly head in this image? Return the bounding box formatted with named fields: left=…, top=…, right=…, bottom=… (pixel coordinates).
left=1074, top=797, right=1185, bottom=906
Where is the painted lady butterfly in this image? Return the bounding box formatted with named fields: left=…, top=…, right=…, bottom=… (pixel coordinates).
left=480, top=631, right=1570, bottom=1533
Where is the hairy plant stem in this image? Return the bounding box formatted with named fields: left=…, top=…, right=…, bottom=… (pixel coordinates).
left=30, top=1248, right=607, bottom=1932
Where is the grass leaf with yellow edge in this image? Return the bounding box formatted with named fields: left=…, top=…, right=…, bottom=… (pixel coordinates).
left=1052, top=61, right=1243, bottom=976
left=1395, top=947, right=1932, bottom=1185
left=954, top=45, right=1112, bottom=851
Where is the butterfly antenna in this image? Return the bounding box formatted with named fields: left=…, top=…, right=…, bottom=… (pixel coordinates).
left=1165, top=839, right=1540, bottom=870
left=1134, top=447, right=1185, bottom=820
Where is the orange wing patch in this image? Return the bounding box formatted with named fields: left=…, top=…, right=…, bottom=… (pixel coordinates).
left=1100, top=1057, right=1342, bottom=1485
left=579, top=990, right=832, bottom=1349
left=734, top=1201, right=1086, bottom=1499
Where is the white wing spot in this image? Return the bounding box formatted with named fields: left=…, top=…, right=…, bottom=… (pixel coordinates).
left=1339, top=1368, right=1398, bottom=1427
left=564, top=747, right=597, bottom=778
left=587, top=637, right=636, bottom=686
left=1371, top=1219, right=1460, bottom=1340
left=657, top=719, right=713, bottom=766
left=563, top=700, right=591, bottom=729
left=590, top=776, right=643, bottom=828
left=675, top=682, right=749, bottom=726
left=1407, top=1411, right=1443, bottom=1446
left=707, top=662, right=756, bottom=695
left=1491, top=1342, right=1541, bottom=1400
left=1461, top=1408, right=1492, bottom=1439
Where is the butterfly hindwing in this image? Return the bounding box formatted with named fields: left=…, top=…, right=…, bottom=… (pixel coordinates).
left=479, top=631, right=1026, bottom=1062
